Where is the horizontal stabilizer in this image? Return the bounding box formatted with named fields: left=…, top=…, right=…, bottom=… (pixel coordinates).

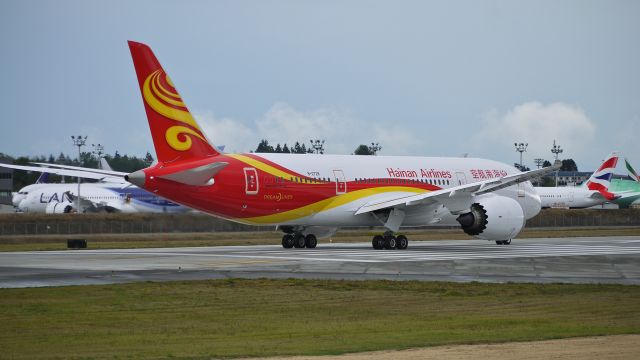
left=158, top=162, right=228, bottom=186
left=0, top=163, right=126, bottom=182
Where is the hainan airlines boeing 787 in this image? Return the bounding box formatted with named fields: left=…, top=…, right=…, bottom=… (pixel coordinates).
left=125, top=41, right=559, bottom=249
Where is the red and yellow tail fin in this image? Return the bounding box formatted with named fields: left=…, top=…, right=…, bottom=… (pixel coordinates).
left=128, top=41, right=219, bottom=163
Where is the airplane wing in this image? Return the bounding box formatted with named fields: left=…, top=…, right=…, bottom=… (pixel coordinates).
left=0, top=163, right=126, bottom=182
left=30, top=162, right=127, bottom=177
left=355, top=161, right=562, bottom=215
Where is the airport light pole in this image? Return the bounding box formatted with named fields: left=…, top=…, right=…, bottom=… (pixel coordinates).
left=368, top=142, right=382, bottom=155
left=534, top=158, right=544, bottom=169
left=92, top=143, right=104, bottom=168
left=309, top=139, right=325, bottom=154
left=514, top=142, right=528, bottom=170
left=551, top=140, right=563, bottom=186
left=71, top=135, right=87, bottom=213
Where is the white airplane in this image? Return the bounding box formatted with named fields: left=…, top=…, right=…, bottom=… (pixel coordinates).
left=2, top=162, right=189, bottom=214
left=535, top=152, right=619, bottom=209
left=120, top=40, right=561, bottom=248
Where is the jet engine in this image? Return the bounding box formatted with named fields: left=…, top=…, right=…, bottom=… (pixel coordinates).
left=45, top=202, right=74, bottom=214
left=456, top=195, right=525, bottom=241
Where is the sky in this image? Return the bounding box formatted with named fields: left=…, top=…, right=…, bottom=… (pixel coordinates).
left=1, top=0, right=638, bottom=171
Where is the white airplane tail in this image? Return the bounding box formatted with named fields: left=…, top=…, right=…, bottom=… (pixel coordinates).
left=100, top=158, right=113, bottom=171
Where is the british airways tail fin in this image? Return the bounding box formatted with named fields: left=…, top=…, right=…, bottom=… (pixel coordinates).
left=128, top=41, right=219, bottom=163
left=586, top=152, right=619, bottom=200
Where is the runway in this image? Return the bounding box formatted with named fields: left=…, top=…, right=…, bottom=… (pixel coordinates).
left=1, top=236, right=639, bottom=288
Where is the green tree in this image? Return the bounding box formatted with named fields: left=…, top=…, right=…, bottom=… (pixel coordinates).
left=561, top=159, right=578, bottom=171
left=354, top=144, right=374, bottom=155
left=282, top=144, right=290, bottom=153
left=542, top=160, right=552, bottom=167
left=255, top=139, right=275, bottom=153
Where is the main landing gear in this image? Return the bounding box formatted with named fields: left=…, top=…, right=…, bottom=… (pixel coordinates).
left=372, top=233, right=408, bottom=250
left=495, top=239, right=512, bottom=245
left=282, top=233, right=317, bottom=249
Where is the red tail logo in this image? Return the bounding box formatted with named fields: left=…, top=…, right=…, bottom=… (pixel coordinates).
left=128, top=41, right=218, bottom=163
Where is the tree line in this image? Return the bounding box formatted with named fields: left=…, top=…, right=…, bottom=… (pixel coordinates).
left=254, top=140, right=382, bottom=155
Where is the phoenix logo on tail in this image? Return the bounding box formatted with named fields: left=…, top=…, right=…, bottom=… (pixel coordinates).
left=586, top=152, right=619, bottom=200
left=128, top=41, right=219, bottom=163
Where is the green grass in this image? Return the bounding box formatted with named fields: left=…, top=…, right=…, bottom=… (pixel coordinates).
left=1, top=279, right=639, bottom=359
left=1, top=227, right=640, bottom=252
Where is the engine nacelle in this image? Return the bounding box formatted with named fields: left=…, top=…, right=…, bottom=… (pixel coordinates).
left=45, top=202, right=74, bottom=214
left=456, top=195, right=525, bottom=241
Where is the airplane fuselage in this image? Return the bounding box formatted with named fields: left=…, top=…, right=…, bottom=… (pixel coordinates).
left=138, top=153, right=541, bottom=228
left=15, top=183, right=188, bottom=214
left=535, top=186, right=605, bottom=209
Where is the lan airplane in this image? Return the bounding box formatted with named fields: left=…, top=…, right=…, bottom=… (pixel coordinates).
left=124, top=41, right=559, bottom=249
left=3, top=162, right=188, bottom=214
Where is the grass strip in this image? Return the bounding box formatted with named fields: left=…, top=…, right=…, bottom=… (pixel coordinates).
left=1, top=279, right=639, bottom=359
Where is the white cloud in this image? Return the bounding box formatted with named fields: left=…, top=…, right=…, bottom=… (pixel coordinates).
left=194, top=110, right=256, bottom=153
left=471, top=102, right=596, bottom=165
left=194, top=102, right=421, bottom=155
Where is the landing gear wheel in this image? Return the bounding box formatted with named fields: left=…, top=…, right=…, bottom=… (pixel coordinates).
left=384, top=236, right=397, bottom=250
left=293, top=234, right=306, bottom=248
left=305, top=234, right=317, bottom=248
left=282, top=234, right=294, bottom=248
left=396, top=235, right=408, bottom=250
left=495, top=239, right=512, bottom=245
left=372, top=235, right=384, bottom=250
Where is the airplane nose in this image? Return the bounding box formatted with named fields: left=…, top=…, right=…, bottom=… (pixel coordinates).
left=125, top=170, right=145, bottom=187
left=11, top=193, right=22, bottom=207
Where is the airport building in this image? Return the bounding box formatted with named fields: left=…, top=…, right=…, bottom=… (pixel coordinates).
left=0, top=157, right=13, bottom=205
left=554, top=171, right=592, bottom=186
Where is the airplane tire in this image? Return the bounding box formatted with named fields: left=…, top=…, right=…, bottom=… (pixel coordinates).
left=282, top=234, right=294, bottom=248
left=305, top=234, right=317, bottom=248
left=293, top=234, right=306, bottom=248
left=396, top=235, right=408, bottom=250
left=372, top=235, right=384, bottom=250
left=384, top=236, right=397, bottom=250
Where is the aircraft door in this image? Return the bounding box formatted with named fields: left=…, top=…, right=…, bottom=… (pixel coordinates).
left=455, top=172, right=467, bottom=186
left=569, top=191, right=574, bottom=203
left=333, top=170, right=347, bottom=195
left=517, top=183, right=525, bottom=197
left=244, top=168, right=259, bottom=195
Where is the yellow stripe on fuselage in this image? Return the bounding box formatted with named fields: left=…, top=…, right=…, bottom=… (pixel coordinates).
left=227, top=154, right=310, bottom=181
left=239, top=186, right=428, bottom=224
